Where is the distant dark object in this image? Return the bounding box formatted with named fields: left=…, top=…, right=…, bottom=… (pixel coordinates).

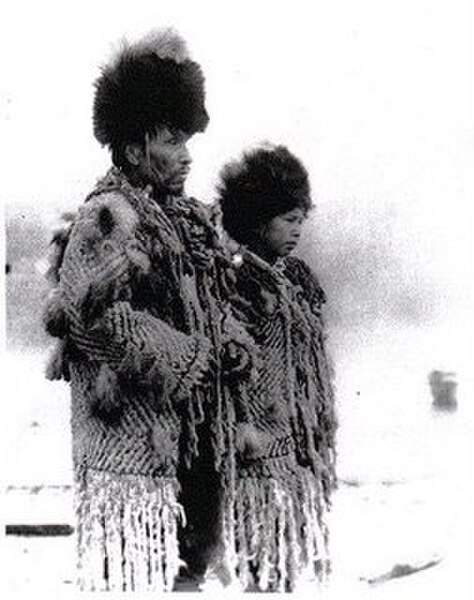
left=6, top=263, right=11, bottom=274
left=5, top=523, right=74, bottom=537
left=428, top=370, right=458, bottom=412
left=364, top=557, right=442, bottom=585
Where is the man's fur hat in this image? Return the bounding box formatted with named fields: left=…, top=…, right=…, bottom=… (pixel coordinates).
left=93, top=28, right=209, bottom=148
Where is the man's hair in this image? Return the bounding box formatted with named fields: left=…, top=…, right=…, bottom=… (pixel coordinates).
left=110, top=141, right=129, bottom=171
left=217, top=144, right=312, bottom=245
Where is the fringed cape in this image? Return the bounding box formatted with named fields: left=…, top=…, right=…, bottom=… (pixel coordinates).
left=223, top=248, right=337, bottom=592
left=44, top=168, right=252, bottom=590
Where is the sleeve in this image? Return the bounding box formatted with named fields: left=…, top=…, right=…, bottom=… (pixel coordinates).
left=44, top=191, right=212, bottom=409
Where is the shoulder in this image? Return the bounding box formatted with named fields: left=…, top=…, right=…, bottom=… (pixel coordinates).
left=169, top=196, right=223, bottom=258
left=180, top=197, right=216, bottom=234
left=67, top=190, right=139, bottom=257
left=282, top=256, right=326, bottom=307
left=186, top=196, right=211, bottom=218
left=60, top=175, right=147, bottom=276
left=282, top=255, right=319, bottom=285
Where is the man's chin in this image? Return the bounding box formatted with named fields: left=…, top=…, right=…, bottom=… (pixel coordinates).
left=151, top=181, right=185, bottom=197
left=167, top=180, right=186, bottom=196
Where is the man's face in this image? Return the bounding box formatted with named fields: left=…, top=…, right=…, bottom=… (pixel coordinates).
left=260, top=207, right=306, bottom=258
left=135, top=127, right=192, bottom=195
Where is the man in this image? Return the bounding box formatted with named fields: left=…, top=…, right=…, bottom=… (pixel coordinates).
left=44, top=28, right=251, bottom=592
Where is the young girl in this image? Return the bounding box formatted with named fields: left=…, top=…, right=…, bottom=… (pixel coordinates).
left=216, top=144, right=337, bottom=592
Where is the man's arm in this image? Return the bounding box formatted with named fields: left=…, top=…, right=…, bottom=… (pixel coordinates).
left=44, top=191, right=212, bottom=409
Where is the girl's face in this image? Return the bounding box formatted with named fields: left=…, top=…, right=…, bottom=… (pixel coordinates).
left=259, top=207, right=306, bottom=260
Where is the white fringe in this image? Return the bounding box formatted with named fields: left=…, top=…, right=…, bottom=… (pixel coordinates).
left=224, top=470, right=330, bottom=592
left=74, top=468, right=183, bottom=592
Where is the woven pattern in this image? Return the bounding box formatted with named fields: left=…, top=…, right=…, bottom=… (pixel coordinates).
left=282, top=256, right=337, bottom=497
left=224, top=249, right=336, bottom=591
left=223, top=469, right=329, bottom=592
left=75, top=468, right=183, bottom=591
left=45, top=167, right=246, bottom=590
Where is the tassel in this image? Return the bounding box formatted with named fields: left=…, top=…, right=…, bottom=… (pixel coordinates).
left=228, top=472, right=330, bottom=591
left=235, top=423, right=273, bottom=461
left=93, top=363, right=122, bottom=421
left=149, top=415, right=179, bottom=476
left=75, top=469, right=182, bottom=592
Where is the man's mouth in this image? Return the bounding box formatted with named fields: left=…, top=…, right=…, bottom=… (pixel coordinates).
left=177, top=166, right=190, bottom=178
left=171, top=171, right=189, bottom=185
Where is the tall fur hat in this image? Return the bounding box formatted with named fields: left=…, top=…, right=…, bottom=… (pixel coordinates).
left=217, top=144, right=312, bottom=245
left=93, top=28, right=209, bottom=148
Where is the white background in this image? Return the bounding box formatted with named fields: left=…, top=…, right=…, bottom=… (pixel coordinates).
left=1, top=0, right=473, bottom=327
left=1, top=1, right=473, bottom=597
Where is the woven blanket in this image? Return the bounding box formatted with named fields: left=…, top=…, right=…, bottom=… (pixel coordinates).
left=44, top=168, right=254, bottom=589
left=222, top=249, right=336, bottom=591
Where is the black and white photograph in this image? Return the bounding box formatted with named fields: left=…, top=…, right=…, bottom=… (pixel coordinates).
left=2, top=1, right=473, bottom=598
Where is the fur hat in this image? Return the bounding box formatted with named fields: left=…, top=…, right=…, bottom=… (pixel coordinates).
left=93, top=28, right=209, bottom=148
left=217, top=144, right=312, bottom=246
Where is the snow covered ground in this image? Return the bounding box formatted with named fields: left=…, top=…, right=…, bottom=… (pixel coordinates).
left=2, top=324, right=473, bottom=598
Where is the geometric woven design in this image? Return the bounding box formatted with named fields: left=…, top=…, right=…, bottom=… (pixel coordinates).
left=223, top=248, right=337, bottom=591
left=45, top=167, right=242, bottom=590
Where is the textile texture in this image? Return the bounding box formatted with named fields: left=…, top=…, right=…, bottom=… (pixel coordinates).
left=223, top=249, right=337, bottom=592
left=45, top=168, right=243, bottom=590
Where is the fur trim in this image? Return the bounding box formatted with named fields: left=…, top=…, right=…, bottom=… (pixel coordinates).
left=74, top=195, right=142, bottom=327
left=46, top=225, right=73, bottom=284
left=129, top=27, right=190, bottom=64
left=45, top=339, right=70, bottom=381
left=79, top=193, right=139, bottom=242
left=43, top=288, right=68, bottom=338
left=93, top=29, right=208, bottom=148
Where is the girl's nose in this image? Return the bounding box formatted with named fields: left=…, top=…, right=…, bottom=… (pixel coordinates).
left=292, top=225, right=302, bottom=238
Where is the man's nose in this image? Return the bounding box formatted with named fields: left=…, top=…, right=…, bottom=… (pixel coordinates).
left=180, top=144, right=192, bottom=167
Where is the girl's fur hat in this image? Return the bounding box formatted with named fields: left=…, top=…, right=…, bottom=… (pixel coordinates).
left=217, top=144, right=312, bottom=245
left=93, top=28, right=209, bottom=149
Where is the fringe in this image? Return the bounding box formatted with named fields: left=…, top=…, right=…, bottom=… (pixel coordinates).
left=75, top=468, right=183, bottom=592
left=224, top=470, right=329, bottom=592
left=287, top=292, right=338, bottom=497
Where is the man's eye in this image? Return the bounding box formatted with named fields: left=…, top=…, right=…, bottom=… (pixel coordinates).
left=165, top=134, right=180, bottom=145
